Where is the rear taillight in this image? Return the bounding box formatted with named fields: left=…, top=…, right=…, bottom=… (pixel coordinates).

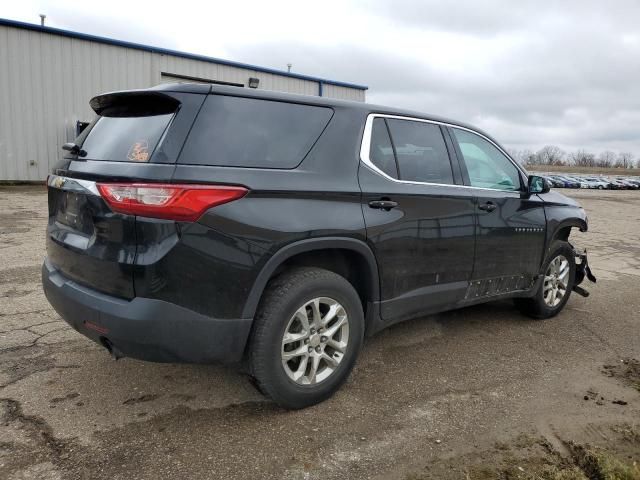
left=96, top=183, right=248, bottom=222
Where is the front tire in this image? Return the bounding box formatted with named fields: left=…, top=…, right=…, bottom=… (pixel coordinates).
left=249, top=267, right=364, bottom=409
left=515, top=240, right=576, bottom=319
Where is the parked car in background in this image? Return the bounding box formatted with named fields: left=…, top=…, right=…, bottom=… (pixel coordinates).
left=569, top=176, right=587, bottom=189
left=567, top=176, right=591, bottom=188
left=609, top=179, right=630, bottom=189
left=530, top=173, right=639, bottom=190
left=543, top=176, right=563, bottom=188
left=550, top=175, right=581, bottom=188
left=544, top=175, right=564, bottom=187
left=548, top=175, right=570, bottom=188
left=581, top=177, right=611, bottom=189
left=616, top=178, right=639, bottom=189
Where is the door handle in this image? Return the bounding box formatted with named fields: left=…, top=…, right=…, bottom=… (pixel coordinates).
left=369, top=200, right=398, bottom=210
left=478, top=201, right=497, bottom=212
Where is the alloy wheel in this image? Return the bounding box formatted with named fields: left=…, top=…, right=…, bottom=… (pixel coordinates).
left=543, top=255, right=570, bottom=307
left=281, top=297, right=349, bottom=385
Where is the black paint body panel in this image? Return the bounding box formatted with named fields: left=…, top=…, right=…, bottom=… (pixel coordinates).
left=358, top=165, right=476, bottom=322
left=472, top=192, right=546, bottom=279
left=46, top=186, right=137, bottom=298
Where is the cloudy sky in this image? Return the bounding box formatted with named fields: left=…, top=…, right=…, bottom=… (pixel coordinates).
left=4, top=0, right=640, bottom=156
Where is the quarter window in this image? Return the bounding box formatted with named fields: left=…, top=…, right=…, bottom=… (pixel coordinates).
left=452, top=129, right=521, bottom=191
left=386, top=119, right=454, bottom=184
left=368, top=118, right=398, bottom=179
left=180, top=95, right=333, bottom=168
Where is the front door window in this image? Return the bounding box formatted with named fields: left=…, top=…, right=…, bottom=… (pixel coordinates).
left=452, top=128, right=522, bottom=191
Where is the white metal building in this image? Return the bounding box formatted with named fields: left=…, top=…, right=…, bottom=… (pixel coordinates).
left=0, top=18, right=367, bottom=181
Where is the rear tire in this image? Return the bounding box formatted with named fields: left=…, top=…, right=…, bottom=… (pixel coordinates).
left=249, top=267, right=364, bottom=409
left=515, top=240, right=575, bottom=319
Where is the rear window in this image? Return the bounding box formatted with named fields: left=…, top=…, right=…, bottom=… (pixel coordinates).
left=78, top=114, right=174, bottom=162
left=386, top=119, right=454, bottom=184
left=179, top=95, right=333, bottom=168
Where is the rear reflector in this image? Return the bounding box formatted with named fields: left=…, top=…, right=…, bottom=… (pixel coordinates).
left=96, top=183, right=248, bottom=221
left=84, top=320, right=109, bottom=335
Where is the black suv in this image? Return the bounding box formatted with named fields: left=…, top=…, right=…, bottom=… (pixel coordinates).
left=43, top=84, right=594, bottom=409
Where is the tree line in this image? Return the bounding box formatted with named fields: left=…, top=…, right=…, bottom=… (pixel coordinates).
left=508, top=146, right=636, bottom=168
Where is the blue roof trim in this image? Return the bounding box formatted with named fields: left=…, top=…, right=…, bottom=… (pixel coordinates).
left=0, top=17, right=368, bottom=91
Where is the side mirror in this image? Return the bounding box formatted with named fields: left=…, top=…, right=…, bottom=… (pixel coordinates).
left=528, top=175, right=550, bottom=194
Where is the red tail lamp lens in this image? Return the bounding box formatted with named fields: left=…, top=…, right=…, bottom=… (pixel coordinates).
left=96, top=183, right=248, bottom=221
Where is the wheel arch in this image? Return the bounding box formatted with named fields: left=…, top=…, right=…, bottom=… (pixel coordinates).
left=548, top=218, right=587, bottom=245
left=242, top=237, right=380, bottom=321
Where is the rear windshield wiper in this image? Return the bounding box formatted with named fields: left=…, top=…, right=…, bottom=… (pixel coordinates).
left=62, top=142, right=87, bottom=157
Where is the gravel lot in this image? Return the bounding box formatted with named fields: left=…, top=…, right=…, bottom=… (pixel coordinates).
left=1, top=186, right=639, bottom=479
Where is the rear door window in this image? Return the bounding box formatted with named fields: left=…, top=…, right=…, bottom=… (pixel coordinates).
left=385, top=119, right=454, bottom=184
left=179, top=95, right=333, bottom=168
left=368, top=118, right=398, bottom=179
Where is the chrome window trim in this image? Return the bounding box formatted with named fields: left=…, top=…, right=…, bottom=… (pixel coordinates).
left=47, top=174, right=100, bottom=196
left=359, top=113, right=526, bottom=194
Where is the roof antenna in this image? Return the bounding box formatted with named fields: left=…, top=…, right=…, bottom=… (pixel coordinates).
left=39, top=14, right=46, bottom=26
left=287, top=63, right=292, bottom=73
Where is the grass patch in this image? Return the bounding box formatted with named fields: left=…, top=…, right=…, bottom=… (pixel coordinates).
left=570, top=443, right=640, bottom=480
left=537, top=465, right=587, bottom=480
left=403, top=437, right=639, bottom=480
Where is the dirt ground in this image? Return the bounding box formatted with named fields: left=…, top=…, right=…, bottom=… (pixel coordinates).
left=0, top=186, right=638, bottom=480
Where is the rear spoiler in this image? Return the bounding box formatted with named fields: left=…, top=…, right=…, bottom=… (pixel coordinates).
left=89, top=91, right=181, bottom=117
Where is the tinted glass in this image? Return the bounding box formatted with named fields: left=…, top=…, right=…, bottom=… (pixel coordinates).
left=452, top=128, right=521, bottom=191
left=79, top=114, right=173, bottom=162
left=386, top=119, right=453, bottom=184
left=369, top=118, right=398, bottom=178
left=180, top=95, right=333, bottom=168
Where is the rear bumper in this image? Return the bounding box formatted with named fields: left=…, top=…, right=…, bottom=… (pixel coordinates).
left=42, top=259, right=252, bottom=364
